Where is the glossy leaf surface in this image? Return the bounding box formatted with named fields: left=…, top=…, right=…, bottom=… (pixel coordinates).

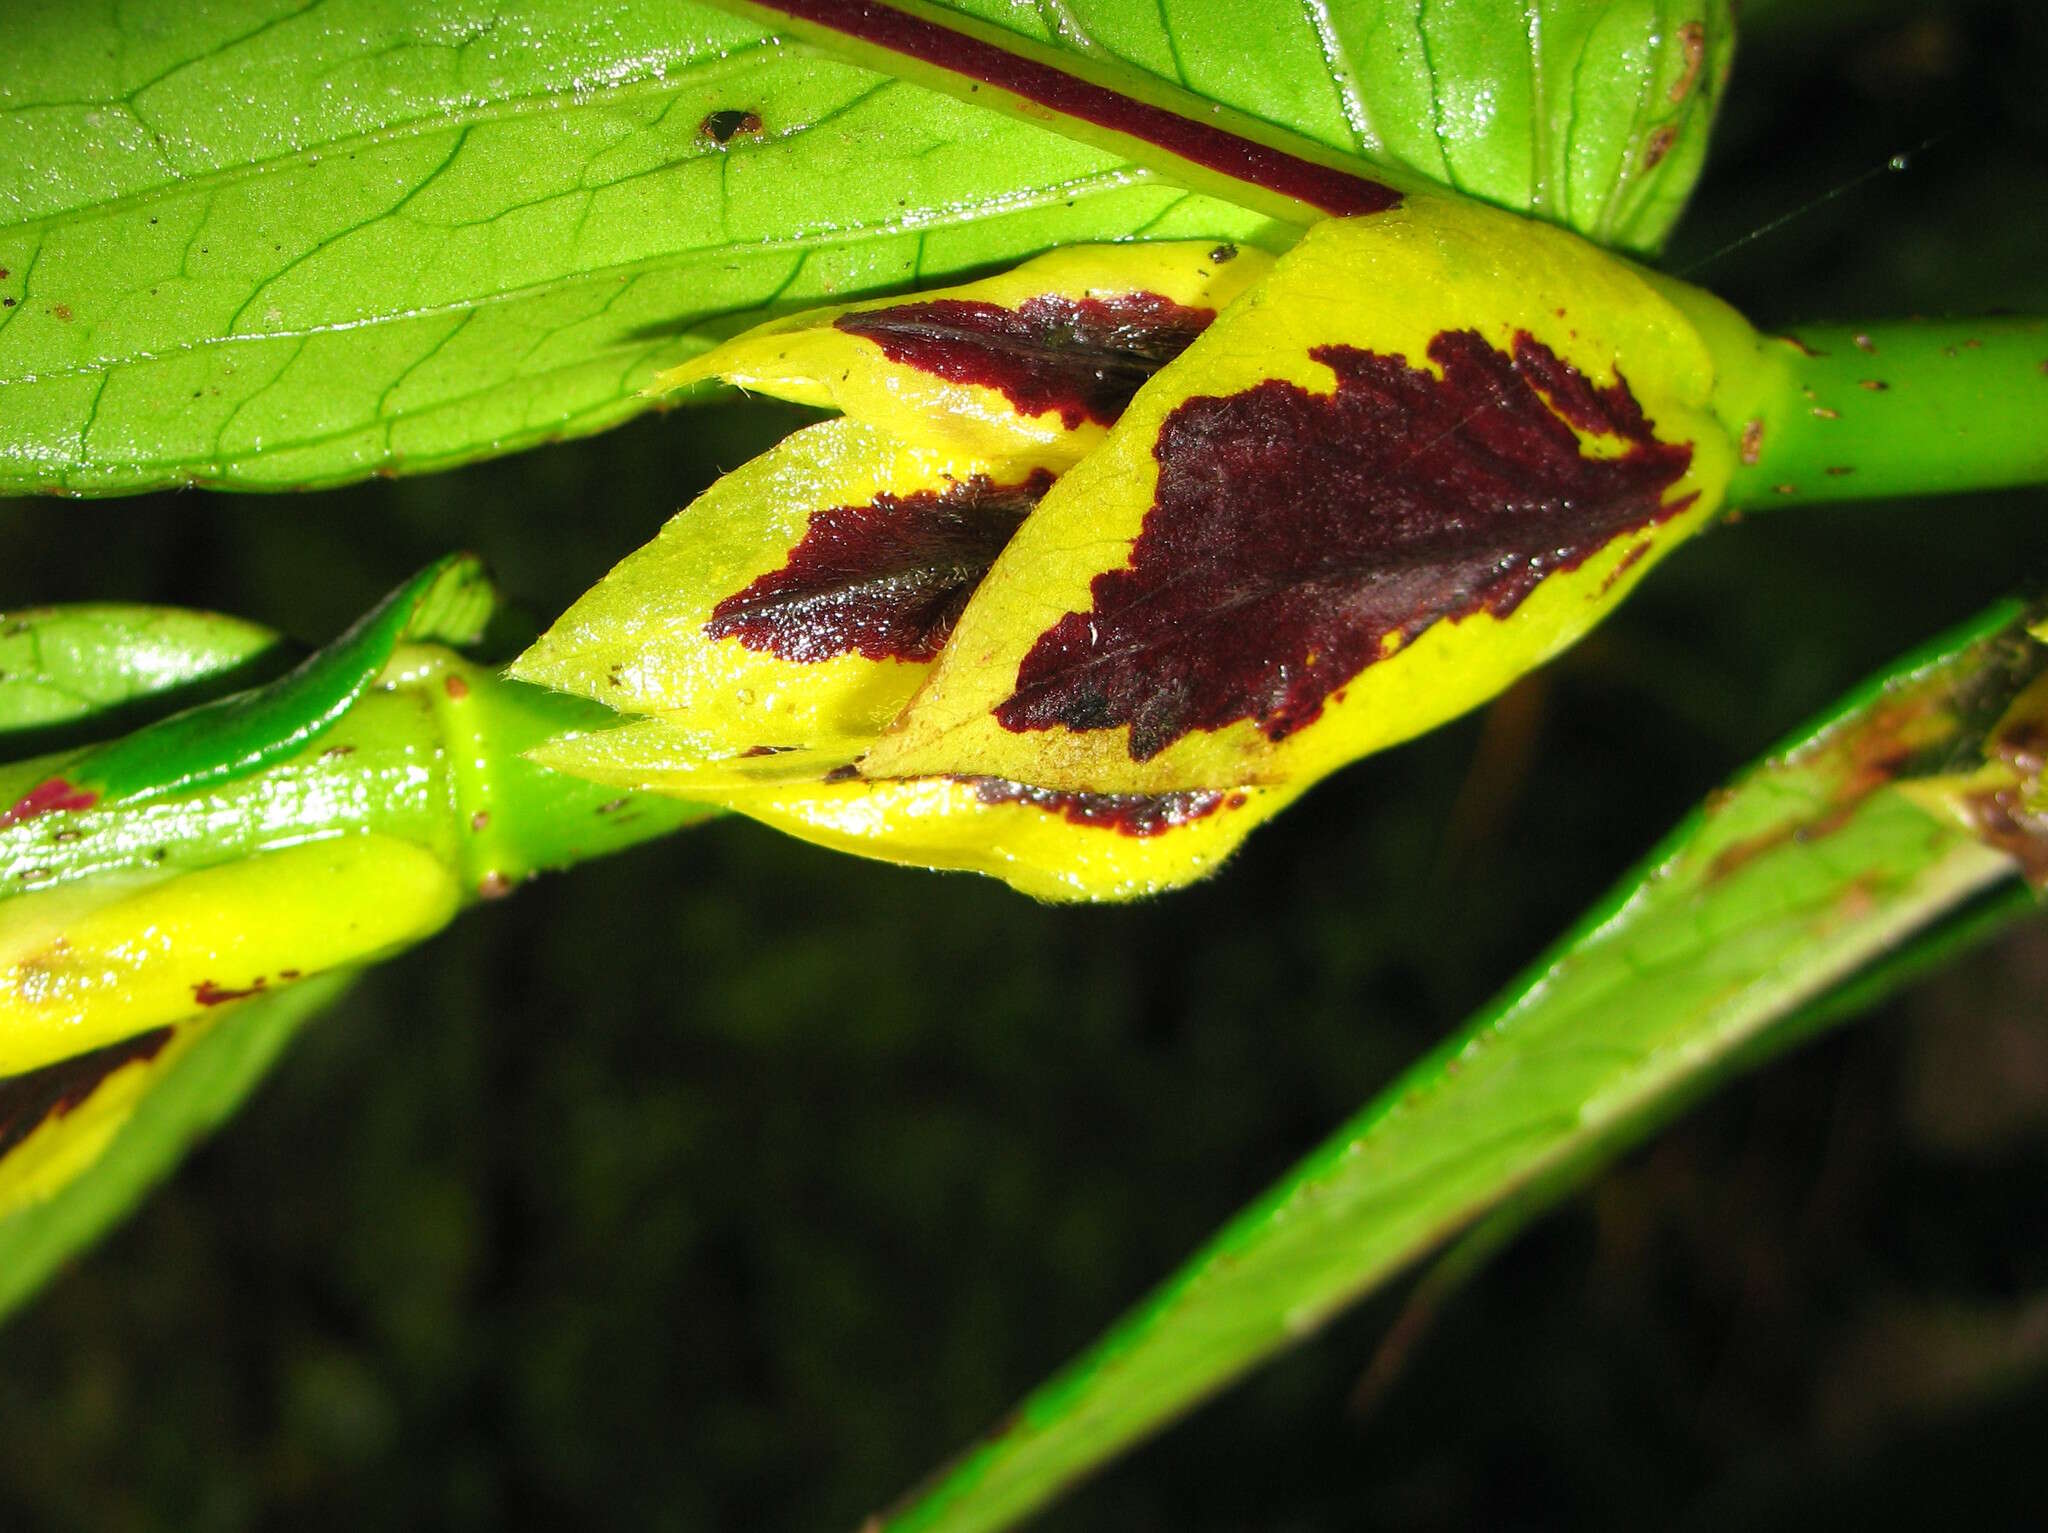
left=876, top=601, right=2047, bottom=1533
left=0, top=0, right=1727, bottom=495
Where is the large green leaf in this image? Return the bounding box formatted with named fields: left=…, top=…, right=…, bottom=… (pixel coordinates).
left=0, top=0, right=1728, bottom=496
left=876, top=599, right=2046, bottom=1533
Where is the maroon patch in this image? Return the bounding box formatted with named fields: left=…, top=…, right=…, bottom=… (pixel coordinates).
left=965, top=777, right=1229, bottom=837
left=193, top=978, right=267, bottom=1006
left=995, top=331, right=1695, bottom=760
left=707, top=471, right=1052, bottom=664
left=0, top=1027, right=174, bottom=1160
left=752, top=0, right=1399, bottom=217
left=0, top=778, right=99, bottom=829
left=836, top=293, right=1215, bottom=429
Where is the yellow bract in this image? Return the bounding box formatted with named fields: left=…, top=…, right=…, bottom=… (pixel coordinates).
left=525, top=196, right=1747, bottom=901
left=864, top=192, right=1733, bottom=792
left=511, top=418, right=1029, bottom=750
left=0, top=835, right=458, bottom=1077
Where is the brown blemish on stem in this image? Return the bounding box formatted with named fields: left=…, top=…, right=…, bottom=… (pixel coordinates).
left=470, top=811, right=491, bottom=832
left=443, top=673, right=471, bottom=700
left=1859, top=379, right=1889, bottom=391
left=1642, top=125, right=1677, bottom=170
left=194, top=977, right=267, bottom=1006
left=48, top=303, right=71, bottom=322
left=477, top=871, right=516, bottom=899
left=1740, top=418, right=1764, bottom=466
left=1811, top=406, right=1840, bottom=420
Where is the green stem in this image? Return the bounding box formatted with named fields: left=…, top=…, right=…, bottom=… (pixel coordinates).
left=1725, top=316, right=2048, bottom=507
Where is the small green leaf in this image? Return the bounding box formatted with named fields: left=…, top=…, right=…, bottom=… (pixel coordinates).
left=876, top=599, right=2047, bottom=1533
left=0, top=605, right=283, bottom=741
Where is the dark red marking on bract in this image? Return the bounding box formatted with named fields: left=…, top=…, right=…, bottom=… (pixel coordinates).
left=707, top=471, right=1052, bottom=664
left=995, top=331, right=1696, bottom=760
left=0, top=1027, right=174, bottom=1160
left=193, top=977, right=267, bottom=1006
left=0, top=778, right=99, bottom=829
left=964, top=777, right=1228, bottom=837
left=752, top=0, right=1398, bottom=217
left=837, top=293, right=1214, bottom=430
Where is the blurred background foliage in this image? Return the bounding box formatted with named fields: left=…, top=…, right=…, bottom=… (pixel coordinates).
left=2, top=1, right=2047, bottom=1528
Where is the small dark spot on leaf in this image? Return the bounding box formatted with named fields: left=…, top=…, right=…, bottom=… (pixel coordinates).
left=319, top=744, right=355, bottom=760
left=1740, top=418, right=1763, bottom=465
left=279, top=969, right=302, bottom=980
left=48, top=303, right=71, bottom=322
left=477, top=871, right=516, bottom=899
left=823, top=765, right=861, bottom=784
left=443, top=673, right=471, bottom=700
left=1826, top=465, right=1856, bottom=476
left=740, top=745, right=798, bottom=757
left=1208, top=244, right=1237, bottom=264
left=1641, top=125, right=1677, bottom=169
left=596, top=797, right=631, bottom=815
left=699, top=109, right=763, bottom=146
left=1859, top=378, right=1889, bottom=391
left=194, top=977, right=267, bottom=1006
left=470, top=811, right=490, bottom=831
left=1811, top=405, right=1839, bottom=419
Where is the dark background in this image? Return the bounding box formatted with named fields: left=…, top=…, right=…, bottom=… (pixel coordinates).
left=3, top=2, right=2047, bottom=1527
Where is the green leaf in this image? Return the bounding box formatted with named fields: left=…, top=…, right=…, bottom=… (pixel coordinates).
left=736, top=0, right=1731, bottom=250
left=876, top=599, right=2047, bottom=1533
left=0, top=0, right=1274, bottom=496
left=0, top=604, right=284, bottom=743
left=0, top=969, right=354, bottom=1323
left=0, top=0, right=1728, bottom=496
